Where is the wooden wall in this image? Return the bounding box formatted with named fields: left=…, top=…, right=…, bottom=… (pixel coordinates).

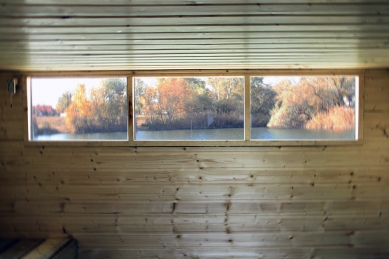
left=1, top=1, right=389, bottom=70
left=0, top=70, right=389, bottom=258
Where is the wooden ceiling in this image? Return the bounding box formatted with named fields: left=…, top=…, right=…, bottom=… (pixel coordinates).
left=0, top=0, right=389, bottom=71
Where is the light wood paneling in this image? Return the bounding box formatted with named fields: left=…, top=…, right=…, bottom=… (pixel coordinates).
left=0, top=2, right=388, bottom=70
left=0, top=3, right=388, bottom=259
left=0, top=70, right=389, bottom=258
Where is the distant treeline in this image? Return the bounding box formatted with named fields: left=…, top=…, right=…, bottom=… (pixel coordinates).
left=135, top=76, right=356, bottom=131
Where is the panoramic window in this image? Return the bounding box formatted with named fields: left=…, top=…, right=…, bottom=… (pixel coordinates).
left=250, top=76, right=358, bottom=140
left=27, top=72, right=360, bottom=145
left=29, top=77, right=128, bottom=141
left=133, top=76, right=244, bottom=141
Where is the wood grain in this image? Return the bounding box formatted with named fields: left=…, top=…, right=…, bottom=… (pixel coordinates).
left=0, top=46, right=389, bottom=259
left=0, top=3, right=388, bottom=70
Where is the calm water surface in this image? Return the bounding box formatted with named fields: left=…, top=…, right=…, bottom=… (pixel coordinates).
left=34, top=131, right=127, bottom=141
left=34, top=127, right=355, bottom=141
left=251, top=127, right=355, bottom=140
left=135, top=127, right=355, bottom=141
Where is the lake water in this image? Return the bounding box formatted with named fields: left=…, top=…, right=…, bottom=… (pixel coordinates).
left=33, top=131, right=128, bottom=141
left=136, top=127, right=355, bottom=141
left=34, top=127, right=355, bottom=141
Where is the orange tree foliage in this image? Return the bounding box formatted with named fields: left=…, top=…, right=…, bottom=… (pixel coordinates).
left=135, top=76, right=354, bottom=131
left=156, top=78, right=190, bottom=125
left=267, top=76, right=355, bottom=129
left=136, top=77, right=244, bottom=130
left=65, top=84, right=93, bottom=133
left=138, top=87, right=158, bottom=124
left=305, top=106, right=355, bottom=130
left=64, top=79, right=127, bottom=134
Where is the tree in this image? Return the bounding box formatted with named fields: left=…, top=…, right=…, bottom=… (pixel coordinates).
left=183, top=78, right=212, bottom=114
left=139, top=86, right=158, bottom=124
left=65, top=79, right=128, bottom=133
left=156, top=78, right=190, bottom=125
left=56, top=91, right=72, bottom=114
left=65, top=84, right=92, bottom=133
left=250, top=77, right=277, bottom=127
left=205, top=77, right=244, bottom=129
left=134, top=78, right=147, bottom=115
left=89, top=78, right=127, bottom=132
left=135, top=77, right=245, bottom=130
left=267, top=76, right=356, bottom=130
left=207, top=77, right=244, bottom=114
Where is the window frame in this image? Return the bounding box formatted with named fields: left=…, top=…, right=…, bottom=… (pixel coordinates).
left=23, top=70, right=364, bottom=147
left=24, top=73, right=131, bottom=147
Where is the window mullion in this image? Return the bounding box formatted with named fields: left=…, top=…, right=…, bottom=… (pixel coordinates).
left=128, top=76, right=134, bottom=144
left=244, top=74, right=251, bottom=141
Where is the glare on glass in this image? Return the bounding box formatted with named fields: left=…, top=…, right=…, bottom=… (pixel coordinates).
left=29, top=77, right=128, bottom=141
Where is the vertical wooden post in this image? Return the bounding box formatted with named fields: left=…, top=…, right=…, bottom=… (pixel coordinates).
left=128, top=75, right=134, bottom=143
left=244, top=74, right=251, bottom=141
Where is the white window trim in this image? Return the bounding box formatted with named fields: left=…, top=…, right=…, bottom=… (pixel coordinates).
left=23, top=69, right=364, bottom=147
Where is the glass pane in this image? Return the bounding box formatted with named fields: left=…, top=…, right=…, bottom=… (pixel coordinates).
left=134, top=77, right=244, bottom=141
left=250, top=76, right=358, bottom=140
left=30, top=77, right=128, bottom=141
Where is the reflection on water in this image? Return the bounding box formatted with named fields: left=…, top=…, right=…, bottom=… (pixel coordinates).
left=136, top=127, right=355, bottom=141
left=34, top=132, right=127, bottom=141
left=251, top=127, right=355, bottom=140
left=136, top=127, right=244, bottom=141
left=33, top=127, right=355, bottom=141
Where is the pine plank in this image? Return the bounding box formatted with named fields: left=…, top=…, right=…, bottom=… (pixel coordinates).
left=0, top=16, right=388, bottom=27
left=20, top=238, right=70, bottom=259
left=72, top=231, right=389, bottom=248
left=1, top=215, right=387, bottom=234
left=4, top=200, right=389, bottom=216
left=1, top=24, right=388, bottom=35
left=78, top=247, right=389, bottom=259
left=0, top=239, right=44, bottom=259
left=2, top=31, right=389, bottom=41
left=2, top=4, right=389, bottom=17
left=2, top=0, right=389, bottom=4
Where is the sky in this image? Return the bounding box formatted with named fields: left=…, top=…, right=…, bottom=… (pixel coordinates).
left=135, top=76, right=301, bottom=89
left=31, top=78, right=125, bottom=108
left=31, top=76, right=300, bottom=108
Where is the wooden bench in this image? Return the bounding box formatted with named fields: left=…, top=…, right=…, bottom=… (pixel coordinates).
left=0, top=238, right=77, bottom=259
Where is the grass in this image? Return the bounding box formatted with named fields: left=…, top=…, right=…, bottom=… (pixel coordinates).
left=305, top=106, right=355, bottom=131
left=35, top=116, right=70, bottom=133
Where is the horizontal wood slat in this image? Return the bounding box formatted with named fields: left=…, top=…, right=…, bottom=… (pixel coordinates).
left=0, top=2, right=388, bottom=255
left=0, top=2, right=388, bottom=70
left=1, top=25, right=388, bottom=34
left=2, top=4, right=389, bottom=17
left=1, top=214, right=388, bottom=231
left=1, top=16, right=388, bottom=27
left=78, top=247, right=389, bottom=259
left=2, top=0, right=389, bottom=4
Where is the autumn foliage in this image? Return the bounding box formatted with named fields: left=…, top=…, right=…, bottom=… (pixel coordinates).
left=305, top=106, right=355, bottom=131
left=136, top=77, right=244, bottom=130
left=266, top=76, right=356, bottom=130
left=135, top=76, right=356, bottom=132
left=64, top=79, right=127, bottom=133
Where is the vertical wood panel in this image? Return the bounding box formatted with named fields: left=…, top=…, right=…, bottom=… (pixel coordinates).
left=0, top=70, right=389, bottom=258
